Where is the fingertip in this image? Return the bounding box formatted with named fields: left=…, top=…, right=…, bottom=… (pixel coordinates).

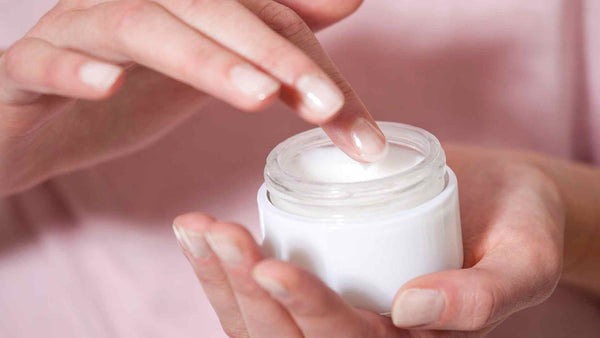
left=253, top=259, right=293, bottom=282
left=391, top=268, right=499, bottom=331
left=229, top=63, right=281, bottom=112
left=172, top=213, right=216, bottom=260
left=173, top=212, right=216, bottom=232
left=205, top=221, right=262, bottom=265
left=206, top=220, right=253, bottom=240
left=295, top=73, right=345, bottom=123
left=251, top=262, right=290, bottom=298
left=238, top=87, right=280, bottom=113
left=253, top=259, right=321, bottom=298
left=93, top=69, right=126, bottom=99
left=322, top=116, right=388, bottom=163
left=78, top=61, right=124, bottom=97
left=391, top=288, right=445, bottom=328
left=348, top=117, right=388, bottom=163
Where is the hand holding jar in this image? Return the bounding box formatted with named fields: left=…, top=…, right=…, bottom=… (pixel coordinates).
left=171, top=143, right=585, bottom=337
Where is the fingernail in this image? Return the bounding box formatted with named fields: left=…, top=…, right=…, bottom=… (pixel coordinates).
left=79, top=61, right=122, bottom=90
left=296, top=74, right=344, bottom=120
left=230, top=64, right=280, bottom=101
left=252, top=272, right=288, bottom=298
left=350, top=118, right=388, bottom=162
left=392, top=289, right=445, bottom=327
left=172, top=224, right=211, bottom=259
left=204, top=232, right=244, bottom=266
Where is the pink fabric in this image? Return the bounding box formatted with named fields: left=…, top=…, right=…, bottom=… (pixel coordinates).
left=1, top=0, right=599, bottom=337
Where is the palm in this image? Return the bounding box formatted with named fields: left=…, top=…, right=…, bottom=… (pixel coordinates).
left=446, top=145, right=563, bottom=271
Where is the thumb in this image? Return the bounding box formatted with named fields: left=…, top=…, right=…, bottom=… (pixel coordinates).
left=390, top=252, right=560, bottom=331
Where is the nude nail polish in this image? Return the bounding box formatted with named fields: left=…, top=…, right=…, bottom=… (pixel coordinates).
left=172, top=224, right=211, bottom=259
left=204, top=233, right=244, bottom=266
left=350, top=118, right=388, bottom=162
left=391, top=289, right=445, bottom=327
left=296, top=74, right=344, bottom=121
left=230, top=64, right=280, bottom=101
left=252, top=272, right=288, bottom=298
left=79, top=61, right=122, bottom=90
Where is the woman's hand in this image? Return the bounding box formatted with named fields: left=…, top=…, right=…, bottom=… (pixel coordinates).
left=172, top=145, right=565, bottom=337
left=0, top=0, right=384, bottom=197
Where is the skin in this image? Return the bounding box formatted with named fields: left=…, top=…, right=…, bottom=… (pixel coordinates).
left=0, top=0, right=384, bottom=197
left=173, top=145, right=600, bottom=337
left=1, top=0, right=598, bottom=336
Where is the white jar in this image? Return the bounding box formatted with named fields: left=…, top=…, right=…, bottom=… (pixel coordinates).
left=257, top=122, right=463, bottom=314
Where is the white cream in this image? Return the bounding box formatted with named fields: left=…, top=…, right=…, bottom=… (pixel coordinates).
left=284, top=145, right=424, bottom=183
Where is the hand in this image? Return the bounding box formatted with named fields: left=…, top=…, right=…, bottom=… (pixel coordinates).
left=172, top=145, right=564, bottom=337
left=0, top=0, right=384, bottom=196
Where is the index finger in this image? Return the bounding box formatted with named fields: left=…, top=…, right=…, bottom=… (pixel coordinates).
left=248, top=0, right=388, bottom=162
left=161, top=0, right=388, bottom=162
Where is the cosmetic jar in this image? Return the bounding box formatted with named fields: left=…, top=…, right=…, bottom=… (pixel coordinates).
left=257, top=122, right=463, bottom=314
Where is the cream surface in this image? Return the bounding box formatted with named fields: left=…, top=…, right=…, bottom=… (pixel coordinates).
left=284, top=145, right=424, bottom=183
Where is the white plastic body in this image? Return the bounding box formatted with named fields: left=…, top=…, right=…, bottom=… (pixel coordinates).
left=257, top=167, right=463, bottom=314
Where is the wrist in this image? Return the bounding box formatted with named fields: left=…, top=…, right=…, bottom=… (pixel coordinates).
left=520, top=152, right=600, bottom=296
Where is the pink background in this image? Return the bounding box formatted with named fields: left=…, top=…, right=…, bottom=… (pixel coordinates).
left=1, top=0, right=599, bottom=337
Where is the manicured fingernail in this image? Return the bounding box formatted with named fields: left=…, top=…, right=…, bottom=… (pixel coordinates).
left=350, top=118, right=388, bottom=162
left=252, top=272, right=288, bottom=298
left=392, top=289, right=445, bottom=327
left=173, top=224, right=211, bottom=259
left=204, top=233, right=244, bottom=266
left=296, top=74, right=344, bottom=120
left=230, top=64, right=280, bottom=101
left=79, top=61, right=122, bottom=90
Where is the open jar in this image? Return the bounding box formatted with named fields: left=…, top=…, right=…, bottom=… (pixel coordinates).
left=257, top=122, right=463, bottom=314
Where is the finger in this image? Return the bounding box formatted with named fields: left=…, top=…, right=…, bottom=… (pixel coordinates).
left=252, top=259, right=407, bottom=337
left=157, top=0, right=344, bottom=124
left=0, top=37, right=123, bottom=105
left=243, top=0, right=388, bottom=163
left=204, top=222, right=302, bottom=338
left=391, top=249, right=561, bottom=331
left=37, top=2, right=281, bottom=111
left=172, top=213, right=248, bottom=338
left=157, top=0, right=386, bottom=162
left=274, top=0, right=364, bottom=30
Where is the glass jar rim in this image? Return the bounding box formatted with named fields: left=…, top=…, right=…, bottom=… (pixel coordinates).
left=264, top=122, right=446, bottom=207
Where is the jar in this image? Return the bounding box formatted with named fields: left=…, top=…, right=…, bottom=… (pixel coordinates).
left=257, top=122, right=463, bottom=314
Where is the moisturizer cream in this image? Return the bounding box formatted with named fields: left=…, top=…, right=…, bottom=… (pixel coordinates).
left=257, top=122, right=463, bottom=314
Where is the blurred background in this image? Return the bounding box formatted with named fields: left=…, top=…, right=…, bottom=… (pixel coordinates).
left=0, top=0, right=599, bottom=337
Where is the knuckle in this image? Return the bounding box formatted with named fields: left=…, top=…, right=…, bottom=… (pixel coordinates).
left=113, top=1, right=162, bottom=44
left=236, top=101, right=265, bottom=114
left=258, top=2, right=309, bottom=39
left=176, top=46, right=220, bottom=79
left=257, top=43, right=312, bottom=77
left=3, top=40, right=33, bottom=82
left=195, top=271, right=229, bottom=286
left=285, top=297, right=321, bottom=317
left=465, top=284, right=497, bottom=331
left=182, top=0, right=217, bottom=13
left=41, top=54, right=63, bottom=89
